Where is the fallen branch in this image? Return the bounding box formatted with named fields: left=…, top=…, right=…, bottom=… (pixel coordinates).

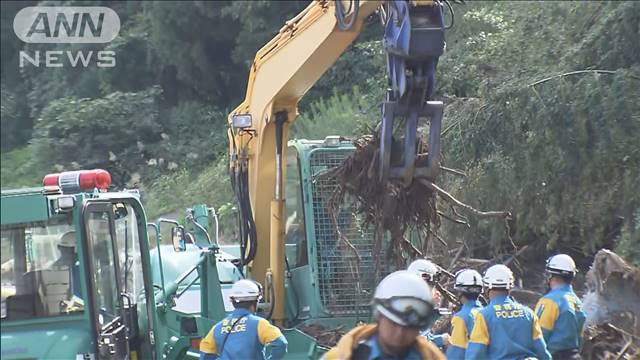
left=428, top=230, right=448, bottom=248
left=403, top=237, right=424, bottom=258
left=504, top=245, right=529, bottom=266
left=440, top=166, right=467, bottom=177
left=450, top=205, right=470, bottom=224
left=420, top=179, right=512, bottom=219
left=449, top=245, right=465, bottom=269
left=529, top=69, right=617, bottom=87
left=437, top=210, right=469, bottom=227
left=614, top=340, right=632, bottom=360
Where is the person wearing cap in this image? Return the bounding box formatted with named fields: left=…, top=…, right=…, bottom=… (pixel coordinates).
left=323, top=270, right=445, bottom=360
left=407, top=259, right=448, bottom=349
left=465, top=264, right=551, bottom=360
left=199, top=279, right=288, bottom=360
left=445, top=269, right=484, bottom=360
left=535, top=254, right=586, bottom=359
left=51, top=231, right=82, bottom=298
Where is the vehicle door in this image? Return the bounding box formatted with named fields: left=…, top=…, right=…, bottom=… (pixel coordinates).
left=83, top=202, right=130, bottom=359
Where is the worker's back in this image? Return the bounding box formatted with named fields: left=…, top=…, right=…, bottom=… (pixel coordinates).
left=466, top=295, right=550, bottom=360
left=446, top=299, right=483, bottom=359
left=536, top=284, right=586, bottom=354
left=200, top=308, right=287, bottom=360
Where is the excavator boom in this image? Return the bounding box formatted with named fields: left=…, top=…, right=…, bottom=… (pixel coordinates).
left=228, top=0, right=446, bottom=324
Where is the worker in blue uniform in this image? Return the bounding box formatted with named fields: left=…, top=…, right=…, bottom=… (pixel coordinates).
left=200, top=279, right=287, bottom=360
left=407, top=259, right=450, bottom=349
left=535, top=254, right=586, bottom=359
left=466, top=264, right=552, bottom=360
left=445, top=269, right=484, bottom=360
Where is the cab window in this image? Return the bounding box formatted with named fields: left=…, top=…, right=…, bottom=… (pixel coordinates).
left=285, top=148, right=308, bottom=267
left=113, top=203, right=145, bottom=301
left=1, top=216, right=82, bottom=320
left=86, top=210, right=119, bottom=326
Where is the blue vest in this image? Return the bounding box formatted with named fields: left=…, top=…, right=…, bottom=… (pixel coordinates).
left=535, top=284, right=586, bottom=353
left=200, top=308, right=287, bottom=360
left=466, top=295, right=551, bottom=360
left=446, top=300, right=482, bottom=359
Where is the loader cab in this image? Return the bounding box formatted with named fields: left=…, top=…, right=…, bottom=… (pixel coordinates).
left=284, top=138, right=382, bottom=326
left=0, top=170, right=157, bottom=360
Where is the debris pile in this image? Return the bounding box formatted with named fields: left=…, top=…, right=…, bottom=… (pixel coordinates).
left=581, top=323, right=639, bottom=360
left=580, top=249, right=640, bottom=359
left=582, top=249, right=640, bottom=332
left=298, top=323, right=345, bottom=348
left=323, top=133, right=439, bottom=268
left=322, top=132, right=510, bottom=269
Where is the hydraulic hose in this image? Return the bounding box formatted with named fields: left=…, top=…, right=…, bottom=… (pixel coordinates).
left=266, top=271, right=275, bottom=321
left=230, top=156, right=258, bottom=268
left=335, top=0, right=359, bottom=31
left=443, top=0, right=456, bottom=30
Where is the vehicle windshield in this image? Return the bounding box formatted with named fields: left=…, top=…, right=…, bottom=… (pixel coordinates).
left=1, top=216, right=83, bottom=320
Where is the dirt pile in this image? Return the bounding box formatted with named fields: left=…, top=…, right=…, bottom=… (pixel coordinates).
left=581, top=323, right=639, bottom=360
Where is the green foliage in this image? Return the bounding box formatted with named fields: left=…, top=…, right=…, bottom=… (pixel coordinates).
left=292, top=87, right=377, bottom=140
left=99, top=11, right=157, bottom=94
left=1, top=2, right=35, bottom=149
left=141, top=159, right=232, bottom=220
left=0, top=147, right=43, bottom=189
left=1, top=1, right=638, bottom=268
left=31, top=87, right=163, bottom=185
left=1, top=86, right=27, bottom=149
left=437, top=1, right=640, bottom=264
left=302, top=40, right=386, bottom=110
left=144, top=1, right=243, bottom=105
left=219, top=1, right=308, bottom=67
left=615, top=209, right=640, bottom=266
left=160, top=101, right=229, bottom=170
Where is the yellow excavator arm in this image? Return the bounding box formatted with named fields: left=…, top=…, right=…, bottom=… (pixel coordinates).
left=228, top=0, right=444, bottom=324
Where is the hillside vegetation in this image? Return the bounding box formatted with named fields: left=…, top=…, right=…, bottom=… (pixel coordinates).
left=1, top=1, right=638, bottom=267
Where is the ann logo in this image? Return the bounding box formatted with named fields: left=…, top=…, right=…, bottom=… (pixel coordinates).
left=26, top=11, right=105, bottom=39
left=13, top=6, right=120, bottom=44
left=13, top=7, right=120, bottom=68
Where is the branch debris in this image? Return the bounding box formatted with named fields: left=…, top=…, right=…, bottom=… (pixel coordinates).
left=320, top=131, right=511, bottom=269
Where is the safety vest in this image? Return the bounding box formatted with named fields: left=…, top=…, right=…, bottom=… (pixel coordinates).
left=535, top=284, right=586, bottom=354
left=323, top=324, right=445, bottom=360
left=199, top=308, right=288, bottom=360
left=446, top=299, right=482, bottom=360
left=466, top=295, right=551, bottom=360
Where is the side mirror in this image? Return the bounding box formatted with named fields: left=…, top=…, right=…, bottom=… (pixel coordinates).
left=172, top=227, right=186, bottom=252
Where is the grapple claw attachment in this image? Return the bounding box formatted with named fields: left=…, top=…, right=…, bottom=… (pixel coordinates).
left=379, top=100, right=443, bottom=187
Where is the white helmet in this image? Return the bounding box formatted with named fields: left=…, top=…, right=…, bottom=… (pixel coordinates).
left=546, top=254, right=577, bottom=278
left=373, top=270, right=436, bottom=328
left=483, top=264, right=514, bottom=290
left=229, top=279, right=262, bottom=302
left=59, top=231, right=76, bottom=248
left=407, top=259, right=440, bottom=283
left=454, top=269, right=483, bottom=294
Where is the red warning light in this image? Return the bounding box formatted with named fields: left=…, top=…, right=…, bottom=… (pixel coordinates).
left=42, top=169, right=112, bottom=193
